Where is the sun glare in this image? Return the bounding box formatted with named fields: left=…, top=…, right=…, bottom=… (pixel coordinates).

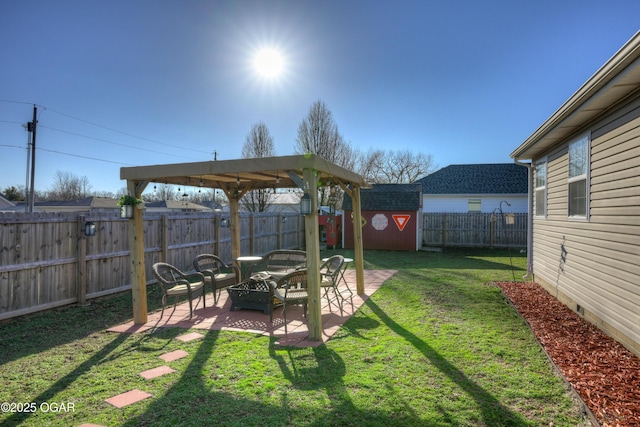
left=253, top=48, right=285, bottom=79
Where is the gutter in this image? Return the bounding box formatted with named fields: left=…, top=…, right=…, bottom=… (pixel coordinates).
left=514, top=159, right=534, bottom=280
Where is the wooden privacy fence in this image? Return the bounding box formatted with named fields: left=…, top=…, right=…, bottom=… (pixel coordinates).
left=0, top=211, right=303, bottom=320
left=422, top=212, right=527, bottom=248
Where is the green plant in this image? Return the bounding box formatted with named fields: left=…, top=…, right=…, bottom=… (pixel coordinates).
left=117, top=194, right=142, bottom=206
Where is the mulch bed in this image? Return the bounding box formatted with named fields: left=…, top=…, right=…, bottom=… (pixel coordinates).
left=496, top=281, right=640, bottom=427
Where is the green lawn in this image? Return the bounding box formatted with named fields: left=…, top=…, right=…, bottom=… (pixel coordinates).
left=0, top=248, right=590, bottom=426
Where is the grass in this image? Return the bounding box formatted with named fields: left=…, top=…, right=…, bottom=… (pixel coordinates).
left=0, top=248, right=590, bottom=426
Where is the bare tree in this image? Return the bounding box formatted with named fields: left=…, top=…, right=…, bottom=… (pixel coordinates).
left=357, top=149, right=436, bottom=183
left=356, top=148, right=385, bottom=183
left=295, top=100, right=345, bottom=163
left=47, top=170, right=92, bottom=200
left=241, top=122, right=276, bottom=212
left=142, top=184, right=176, bottom=202
left=295, top=100, right=354, bottom=205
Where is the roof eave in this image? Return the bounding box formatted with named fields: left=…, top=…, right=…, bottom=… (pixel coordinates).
left=511, top=31, right=640, bottom=161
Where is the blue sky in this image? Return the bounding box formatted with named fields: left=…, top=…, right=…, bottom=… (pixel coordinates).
left=1, top=0, right=639, bottom=195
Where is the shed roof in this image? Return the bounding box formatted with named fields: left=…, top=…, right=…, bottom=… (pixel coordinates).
left=342, top=183, right=422, bottom=211
left=414, top=164, right=527, bottom=195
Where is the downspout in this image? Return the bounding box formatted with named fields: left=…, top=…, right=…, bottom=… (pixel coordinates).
left=514, top=159, right=534, bottom=280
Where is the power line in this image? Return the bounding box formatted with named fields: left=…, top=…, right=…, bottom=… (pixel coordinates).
left=39, top=125, right=200, bottom=161
left=42, top=105, right=213, bottom=154
left=1, top=99, right=214, bottom=156
left=1, top=144, right=131, bottom=165
left=38, top=147, right=134, bottom=165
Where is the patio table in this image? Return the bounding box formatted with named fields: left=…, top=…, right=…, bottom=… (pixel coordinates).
left=234, top=256, right=262, bottom=280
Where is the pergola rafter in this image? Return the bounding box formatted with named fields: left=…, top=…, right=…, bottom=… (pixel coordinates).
left=120, top=154, right=368, bottom=341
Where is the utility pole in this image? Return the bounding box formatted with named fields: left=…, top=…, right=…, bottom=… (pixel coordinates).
left=28, top=105, right=37, bottom=213
left=24, top=125, right=32, bottom=212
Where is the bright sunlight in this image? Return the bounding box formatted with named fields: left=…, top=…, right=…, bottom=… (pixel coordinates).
left=253, top=48, right=285, bottom=79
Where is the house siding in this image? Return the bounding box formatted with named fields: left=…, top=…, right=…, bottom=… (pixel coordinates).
left=532, top=110, right=640, bottom=356
left=422, top=195, right=528, bottom=213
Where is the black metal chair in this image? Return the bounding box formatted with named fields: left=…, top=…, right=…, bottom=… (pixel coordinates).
left=193, top=254, right=239, bottom=305
left=319, top=255, right=345, bottom=311
left=152, top=262, right=206, bottom=319
left=272, top=269, right=309, bottom=333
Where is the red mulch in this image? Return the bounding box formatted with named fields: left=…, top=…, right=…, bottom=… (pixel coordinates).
left=496, top=281, right=640, bottom=427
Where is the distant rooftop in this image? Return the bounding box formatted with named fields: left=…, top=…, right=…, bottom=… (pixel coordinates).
left=415, top=163, right=527, bottom=195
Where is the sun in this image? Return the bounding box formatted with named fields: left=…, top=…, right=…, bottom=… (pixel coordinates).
left=253, top=48, right=285, bottom=79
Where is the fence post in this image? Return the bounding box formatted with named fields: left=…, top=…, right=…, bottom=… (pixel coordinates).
left=490, top=215, right=495, bottom=249
left=161, top=214, right=169, bottom=262
left=76, top=215, right=87, bottom=306
left=442, top=213, right=447, bottom=246
left=249, top=215, right=255, bottom=255
left=214, top=213, right=220, bottom=255
left=277, top=213, right=283, bottom=249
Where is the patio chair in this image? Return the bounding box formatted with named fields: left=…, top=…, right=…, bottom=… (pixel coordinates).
left=152, top=262, right=206, bottom=319
left=248, top=249, right=307, bottom=281
left=272, top=269, right=309, bottom=333
left=319, top=255, right=345, bottom=311
left=193, top=254, right=240, bottom=305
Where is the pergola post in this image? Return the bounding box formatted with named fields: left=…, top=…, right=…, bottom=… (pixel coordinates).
left=303, top=168, right=322, bottom=341
left=128, top=180, right=148, bottom=325
left=229, top=196, right=241, bottom=261
left=351, top=184, right=365, bottom=294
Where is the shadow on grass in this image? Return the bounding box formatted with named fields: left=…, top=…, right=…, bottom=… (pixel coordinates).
left=0, top=332, right=129, bottom=427
left=364, top=298, right=529, bottom=427
left=0, top=286, right=180, bottom=365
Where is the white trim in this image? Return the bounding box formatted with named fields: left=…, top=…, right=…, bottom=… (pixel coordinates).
left=567, top=133, right=591, bottom=220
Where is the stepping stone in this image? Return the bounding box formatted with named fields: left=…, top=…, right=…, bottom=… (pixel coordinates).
left=140, top=365, right=176, bottom=380
left=176, top=332, right=204, bottom=342
left=105, top=389, right=152, bottom=408
left=160, top=349, right=188, bottom=362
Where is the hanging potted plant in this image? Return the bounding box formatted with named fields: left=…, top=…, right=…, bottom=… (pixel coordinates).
left=117, top=195, right=142, bottom=219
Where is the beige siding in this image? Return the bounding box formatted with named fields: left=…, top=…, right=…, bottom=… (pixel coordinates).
left=532, top=114, right=640, bottom=356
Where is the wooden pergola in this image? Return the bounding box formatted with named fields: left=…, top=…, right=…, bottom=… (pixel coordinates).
left=120, top=154, right=368, bottom=341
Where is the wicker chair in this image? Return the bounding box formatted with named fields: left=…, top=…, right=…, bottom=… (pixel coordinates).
left=152, top=262, right=206, bottom=319
left=272, top=269, right=309, bottom=333
left=248, top=249, right=307, bottom=281
left=193, top=254, right=239, bottom=305
left=319, top=255, right=345, bottom=311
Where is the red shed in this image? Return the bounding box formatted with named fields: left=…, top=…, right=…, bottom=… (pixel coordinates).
left=342, top=184, right=423, bottom=251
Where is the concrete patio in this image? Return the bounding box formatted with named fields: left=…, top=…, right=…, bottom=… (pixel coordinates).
left=108, top=269, right=396, bottom=347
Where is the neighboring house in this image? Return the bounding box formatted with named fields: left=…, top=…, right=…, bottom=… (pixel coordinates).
left=32, top=197, right=119, bottom=214
left=0, top=194, right=16, bottom=211
left=261, top=192, right=302, bottom=214
left=235, top=192, right=301, bottom=214
left=342, top=183, right=423, bottom=251
left=414, top=163, right=528, bottom=213
left=144, top=200, right=210, bottom=213
left=511, top=31, right=640, bottom=357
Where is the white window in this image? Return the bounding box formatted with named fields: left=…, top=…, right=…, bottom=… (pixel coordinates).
left=468, top=199, right=481, bottom=212
left=535, top=162, right=546, bottom=217
left=568, top=135, right=589, bottom=218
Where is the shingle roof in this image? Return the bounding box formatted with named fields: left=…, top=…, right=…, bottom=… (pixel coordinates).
left=342, top=183, right=422, bottom=211
left=34, top=197, right=118, bottom=208
left=414, top=164, right=527, bottom=195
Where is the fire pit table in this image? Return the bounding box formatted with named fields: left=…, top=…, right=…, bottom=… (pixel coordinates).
left=227, top=275, right=279, bottom=321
